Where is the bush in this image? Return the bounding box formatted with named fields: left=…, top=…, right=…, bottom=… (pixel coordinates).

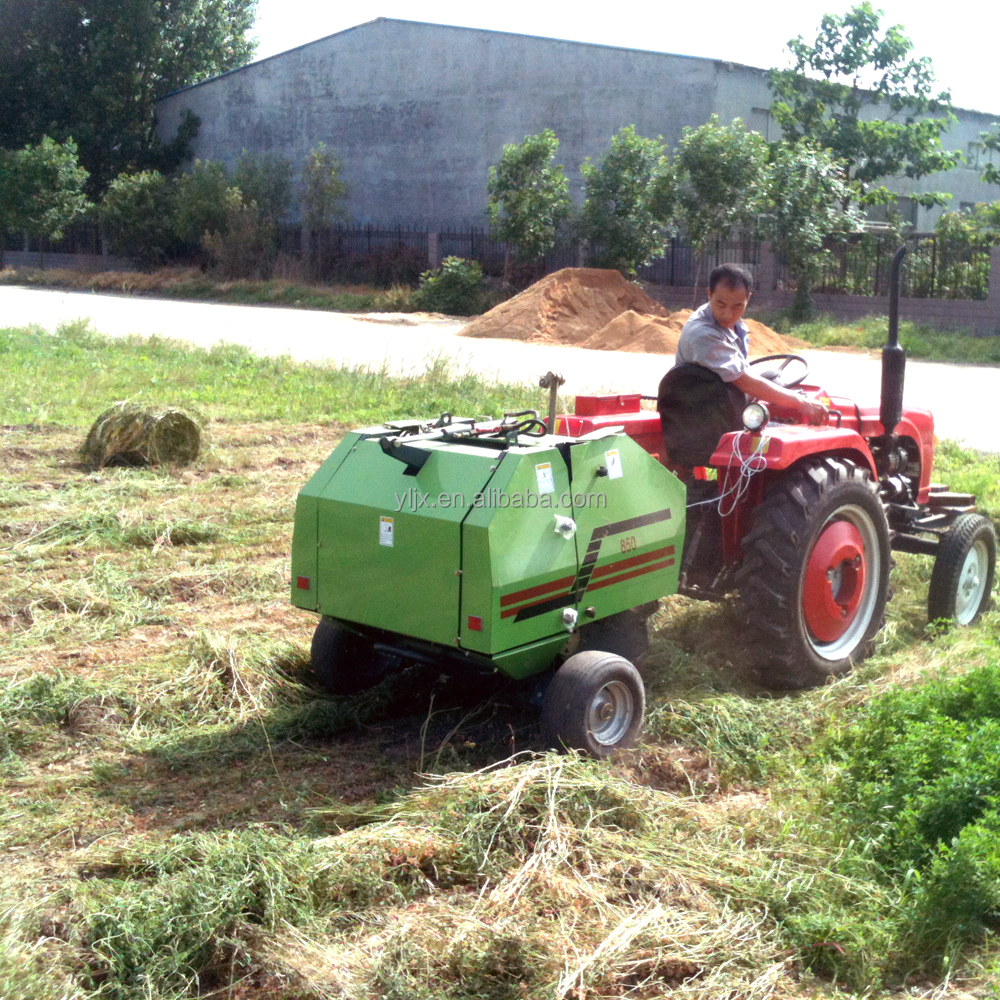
left=413, top=256, right=485, bottom=315
left=99, top=171, right=181, bottom=266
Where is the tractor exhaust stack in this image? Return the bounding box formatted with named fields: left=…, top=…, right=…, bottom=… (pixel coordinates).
left=879, top=245, right=908, bottom=439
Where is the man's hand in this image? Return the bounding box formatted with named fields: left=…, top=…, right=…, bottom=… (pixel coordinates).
left=733, top=371, right=828, bottom=425
left=800, top=398, right=828, bottom=426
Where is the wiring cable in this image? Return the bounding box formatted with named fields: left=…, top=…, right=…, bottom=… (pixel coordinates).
left=685, top=430, right=769, bottom=516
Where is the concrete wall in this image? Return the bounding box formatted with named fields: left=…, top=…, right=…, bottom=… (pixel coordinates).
left=157, top=18, right=1000, bottom=230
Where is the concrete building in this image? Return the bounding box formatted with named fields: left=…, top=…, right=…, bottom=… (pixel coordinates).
left=155, top=18, right=1000, bottom=230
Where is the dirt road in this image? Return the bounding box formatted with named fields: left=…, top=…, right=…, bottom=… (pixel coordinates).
left=2, top=285, right=996, bottom=452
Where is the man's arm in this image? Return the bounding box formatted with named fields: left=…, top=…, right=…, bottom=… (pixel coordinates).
left=732, top=371, right=828, bottom=426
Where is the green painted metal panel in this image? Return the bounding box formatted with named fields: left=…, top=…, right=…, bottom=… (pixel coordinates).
left=290, top=430, right=366, bottom=611
left=313, top=437, right=499, bottom=646
left=489, top=633, right=572, bottom=680
left=567, top=435, right=686, bottom=620
left=460, top=442, right=578, bottom=655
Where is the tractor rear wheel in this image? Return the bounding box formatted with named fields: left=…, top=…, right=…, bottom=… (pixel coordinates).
left=928, top=513, right=996, bottom=626
left=736, top=457, right=890, bottom=688
left=541, top=650, right=645, bottom=758
left=310, top=618, right=382, bottom=695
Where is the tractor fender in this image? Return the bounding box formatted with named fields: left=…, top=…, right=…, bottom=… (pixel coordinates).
left=709, top=426, right=877, bottom=479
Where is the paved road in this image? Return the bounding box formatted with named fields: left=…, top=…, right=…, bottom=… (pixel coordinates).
left=2, top=285, right=996, bottom=452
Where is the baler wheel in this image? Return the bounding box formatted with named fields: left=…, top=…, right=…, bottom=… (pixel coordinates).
left=928, top=513, right=996, bottom=626
left=736, top=457, right=890, bottom=688
left=310, top=618, right=381, bottom=696
left=541, top=650, right=644, bottom=758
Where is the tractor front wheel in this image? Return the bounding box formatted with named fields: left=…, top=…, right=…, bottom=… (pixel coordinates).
left=541, top=650, right=645, bottom=758
left=736, top=457, right=890, bottom=688
left=310, top=618, right=382, bottom=695
left=928, top=513, right=996, bottom=626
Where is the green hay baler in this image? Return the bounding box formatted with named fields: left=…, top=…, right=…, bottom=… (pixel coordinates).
left=291, top=411, right=685, bottom=756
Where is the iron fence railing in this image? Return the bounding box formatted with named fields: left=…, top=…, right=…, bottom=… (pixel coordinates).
left=4, top=221, right=995, bottom=301
left=776, top=233, right=996, bottom=300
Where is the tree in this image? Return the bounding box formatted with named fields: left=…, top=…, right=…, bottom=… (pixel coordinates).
left=172, top=159, right=241, bottom=251
left=234, top=149, right=293, bottom=228
left=762, top=142, right=862, bottom=319
left=300, top=143, right=349, bottom=276
left=0, top=0, right=257, bottom=193
left=580, top=126, right=672, bottom=276
left=0, top=137, right=91, bottom=268
left=981, top=125, right=1000, bottom=187
left=769, top=2, right=959, bottom=212
left=99, top=171, right=182, bottom=266
left=487, top=130, right=571, bottom=283
left=673, top=116, right=770, bottom=297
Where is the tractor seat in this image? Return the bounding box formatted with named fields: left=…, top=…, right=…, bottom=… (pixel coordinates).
left=656, top=363, right=746, bottom=470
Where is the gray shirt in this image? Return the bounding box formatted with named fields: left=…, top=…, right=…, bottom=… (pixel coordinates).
left=674, top=302, right=749, bottom=383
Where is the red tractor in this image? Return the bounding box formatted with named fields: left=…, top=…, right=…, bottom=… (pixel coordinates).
left=557, top=247, right=997, bottom=688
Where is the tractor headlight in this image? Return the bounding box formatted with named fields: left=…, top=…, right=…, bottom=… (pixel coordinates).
left=742, top=401, right=770, bottom=432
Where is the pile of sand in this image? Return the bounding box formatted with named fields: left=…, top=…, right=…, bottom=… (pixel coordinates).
left=461, top=268, right=671, bottom=345
left=461, top=267, right=798, bottom=356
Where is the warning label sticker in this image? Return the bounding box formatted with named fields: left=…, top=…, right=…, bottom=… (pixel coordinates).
left=379, top=516, right=394, bottom=547
left=605, top=448, right=623, bottom=480
left=535, top=462, right=555, bottom=494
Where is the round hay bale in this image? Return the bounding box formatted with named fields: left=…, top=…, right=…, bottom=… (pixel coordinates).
left=82, top=402, right=201, bottom=468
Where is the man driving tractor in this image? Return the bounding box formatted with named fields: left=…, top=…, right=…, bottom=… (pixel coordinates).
left=674, top=263, right=828, bottom=426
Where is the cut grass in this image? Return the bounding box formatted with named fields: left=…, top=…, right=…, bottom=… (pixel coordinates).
left=2, top=322, right=1000, bottom=997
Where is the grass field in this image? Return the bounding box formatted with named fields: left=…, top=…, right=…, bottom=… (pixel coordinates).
left=3, top=322, right=1000, bottom=999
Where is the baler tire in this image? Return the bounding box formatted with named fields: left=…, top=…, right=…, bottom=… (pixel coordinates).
left=928, top=513, right=996, bottom=626
left=310, top=618, right=380, bottom=696
left=541, top=650, right=644, bottom=758
left=735, top=457, right=890, bottom=689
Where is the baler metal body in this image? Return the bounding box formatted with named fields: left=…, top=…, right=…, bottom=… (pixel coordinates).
left=291, top=420, right=685, bottom=681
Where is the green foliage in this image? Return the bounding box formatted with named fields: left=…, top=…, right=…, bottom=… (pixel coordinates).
left=413, top=256, right=485, bottom=315
left=822, top=663, right=1000, bottom=970
left=487, top=129, right=570, bottom=271
left=0, top=136, right=90, bottom=247
left=171, top=159, right=242, bottom=251
left=580, top=125, right=672, bottom=276
left=981, top=124, right=1000, bottom=187
left=769, top=2, right=958, bottom=211
left=300, top=142, right=349, bottom=230
left=234, top=149, right=292, bottom=227
left=763, top=141, right=862, bottom=319
left=0, top=0, right=255, bottom=192
left=674, top=116, right=769, bottom=255
left=99, top=170, right=181, bottom=265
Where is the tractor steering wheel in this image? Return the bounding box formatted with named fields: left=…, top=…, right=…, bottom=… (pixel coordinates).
left=748, top=353, right=810, bottom=389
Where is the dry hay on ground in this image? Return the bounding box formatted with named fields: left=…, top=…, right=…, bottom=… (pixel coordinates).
left=462, top=267, right=799, bottom=356
left=82, top=402, right=201, bottom=468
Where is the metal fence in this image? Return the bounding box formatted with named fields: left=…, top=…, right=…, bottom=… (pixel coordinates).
left=6, top=221, right=994, bottom=301
left=778, top=233, right=996, bottom=300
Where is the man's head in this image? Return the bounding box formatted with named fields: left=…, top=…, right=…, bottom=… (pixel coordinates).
left=707, top=263, right=753, bottom=331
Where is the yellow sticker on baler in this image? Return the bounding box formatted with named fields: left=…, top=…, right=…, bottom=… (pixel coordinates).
left=535, top=462, right=555, bottom=494
left=379, top=516, right=394, bottom=547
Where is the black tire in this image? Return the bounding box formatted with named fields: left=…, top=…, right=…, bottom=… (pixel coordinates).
left=928, top=513, right=996, bottom=626
left=310, top=618, right=381, bottom=695
left=736, top=457, right=891, bottom=689
left=541, top=650, right=645, bottom=758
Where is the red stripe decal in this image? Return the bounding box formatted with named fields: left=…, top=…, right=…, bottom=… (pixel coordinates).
left=585, top=558, right=675, bottom=592
left=500, top=574, right=575, bottom=608
left=590, top=546, right=674, bottom=579
left=500, top=589, right=573, bottom=619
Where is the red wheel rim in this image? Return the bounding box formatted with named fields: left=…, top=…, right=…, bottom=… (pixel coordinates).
left=804, top=520, right=867, bottom=643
